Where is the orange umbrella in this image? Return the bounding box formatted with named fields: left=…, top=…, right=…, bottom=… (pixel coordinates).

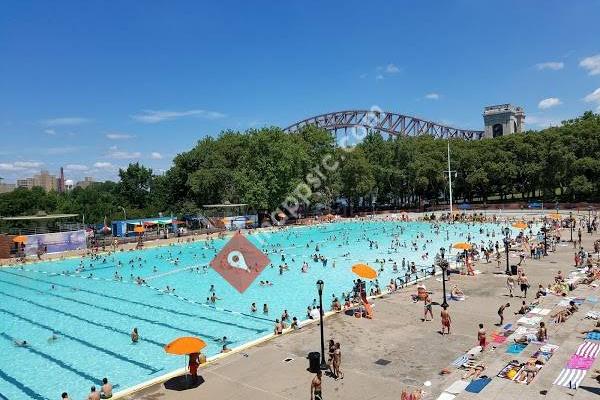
left=452, top=242, right=472, bottom=250
left=12, top=235, right=27, bottom=244
left=547, top=213, right=561, bottom=220
left=512, top=221, right=528, bottom=229
left=164, top=337, right=207, bottom=355
left=351, top=263, right=378, bottom=280
left=133, top=225, right=145, bottom=234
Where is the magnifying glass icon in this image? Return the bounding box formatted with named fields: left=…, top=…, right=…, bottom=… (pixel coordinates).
left=227, top=250, right=249, bottom=271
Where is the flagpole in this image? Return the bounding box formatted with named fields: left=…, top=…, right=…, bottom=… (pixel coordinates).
left=447, top=140, right=453, bottom=214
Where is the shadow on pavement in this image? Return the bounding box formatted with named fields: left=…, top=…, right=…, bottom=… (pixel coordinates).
left=163, top=374, right=205, bottom=391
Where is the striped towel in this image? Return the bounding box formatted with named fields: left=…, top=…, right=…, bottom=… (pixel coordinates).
left=452, top=354, right=469, bottom=367
left=567, top=355, right=595, bottom=370
left=553, top=368, right=586, bottom=388
left=576, top=341, right=600, bottom=358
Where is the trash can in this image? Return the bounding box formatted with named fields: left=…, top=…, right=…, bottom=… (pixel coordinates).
left=308, top=351, right=321, bottom=372
left=510, top=264, right=518, bottom=276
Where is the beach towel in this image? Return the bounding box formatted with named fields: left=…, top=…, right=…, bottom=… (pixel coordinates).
left=492, top=334, right=507, bottom=344
left=586, top=311, right=600, bottom=320
left=497, top=362, right=522, bottom=380
left=567, top=355, right=595, bottom=370
left=503, top=323, right=513, bottom=331
left=464, top=377, right=492, bottom=393
left=538, top=309, right=551, bottom=316
left=575, top=341, right=600, bottom=358
left=517, top=316, right=542, bottom=326
left=553, top=368, right=587, bottom=388
left=444, top=380, right=470, bottom=394
left=587, top=296, right=599, bottom=304
left=514, top=364, right=543, bottom=385
left=436, top=393, right=455, bottom=400
left=506, top=343, right=527, bottom=354
left=539, top=343, right=560, bottom=353
left=586, top=332, right=600, bottom=341
left=467, top=346, right=482, bottom=355
left=451, top=354, right=469, bottom=367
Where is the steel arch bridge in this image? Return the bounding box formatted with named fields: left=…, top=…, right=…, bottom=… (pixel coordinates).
left=284, top=110, right=484, bottom=140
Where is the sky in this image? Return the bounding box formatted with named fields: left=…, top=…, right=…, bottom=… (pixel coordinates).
left=1, top=1, right=600, bottom=183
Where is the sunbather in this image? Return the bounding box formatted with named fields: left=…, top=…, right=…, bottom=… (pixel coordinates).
left=462, top=363, right=485, bottom=380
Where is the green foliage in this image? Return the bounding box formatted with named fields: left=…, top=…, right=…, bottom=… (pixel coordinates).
left=1, top=112, right=599, bottom=223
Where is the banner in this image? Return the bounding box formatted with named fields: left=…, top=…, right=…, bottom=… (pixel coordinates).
left=24, top=230, right=87, bottom=256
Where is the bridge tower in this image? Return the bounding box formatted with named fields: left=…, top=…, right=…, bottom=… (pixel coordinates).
left=483, top=104, right=525, bottom=138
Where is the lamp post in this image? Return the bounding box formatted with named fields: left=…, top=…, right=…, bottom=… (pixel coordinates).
left=570, top=211, right=573, bottom=243
left=316, top=279, right=327, bottom=369
left=439, top=247, right=449, bottom=309
left=504, top=227, right=510, bottom=275
left=543, top=218, right=548, bottom=256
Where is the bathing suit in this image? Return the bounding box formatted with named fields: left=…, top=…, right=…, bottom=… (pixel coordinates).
left=314, top=390, right=323, bottom=400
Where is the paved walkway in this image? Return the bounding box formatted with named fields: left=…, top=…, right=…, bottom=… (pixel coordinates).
left=119, top=224, right=600, bottom=399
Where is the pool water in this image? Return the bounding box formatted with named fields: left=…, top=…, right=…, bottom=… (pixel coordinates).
left=0, top=220, right=508, bottom=399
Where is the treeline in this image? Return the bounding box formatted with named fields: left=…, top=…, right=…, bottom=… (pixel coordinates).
left=1, top=112, right=599, bottom=223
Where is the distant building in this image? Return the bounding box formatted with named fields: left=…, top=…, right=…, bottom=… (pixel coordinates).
left=33, top=170, right=58, bottom=192
left=57, top=167, right=65, bottom=193
left=0, top=182, right=16, bottom=193
left=483, top=104, right=525, bottom=138
left=75, top=176, right=95, bottom=189
left=17, top=177, right=35, bottom=189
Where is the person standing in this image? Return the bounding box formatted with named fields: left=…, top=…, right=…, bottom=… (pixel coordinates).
left=100, top=378, right=112, bottom=399
left=333, top=342, right=344, bottom=380
left=423, top=294, right=433, bottom=322
left=188, top=353, right=200, bottom=385
left=518, top=272, right=529, bottom=298
left=497, top=303, right=510, bottom=326
left=477, top=323, right=487, bottom=351
left=506, top=274, right=515, bottom=297
left=441, top=305, right=451, bottom=335
left=311, top=370, right=323, bottom=400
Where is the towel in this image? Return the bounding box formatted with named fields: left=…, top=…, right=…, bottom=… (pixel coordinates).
left=451, top=354, right=469, bottom=367
left=465, top=377, right=492, bottom=393
left=436, top=393, right=456, bottom=400
left=517, top=316, right=542, bottom=326
left=492, top=334, right=508, bottom=344
left=587, top=296, right=599, bottom=304
left=586, top=332, right=600, bottom=341
left=575, top=341, right=600, bottom=358
left=506, top=343, right=527, bottom=354
left=529, top=307, right=542, bottom=314
left=586, top=311, right=600, bottom=320
left=567, top=355, right=595, bottom=370
left=503, top=323, right=513, bottom=331
left=553, top=368, right=587, bottom=388
left=538, top=309, right=551, bottom=316
left=444, top=380, right=470, bottom=394
left=539, top=343, right=559, bottom=353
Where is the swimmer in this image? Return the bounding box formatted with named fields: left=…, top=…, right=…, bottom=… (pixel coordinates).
left=48, top=333, right=59, bottom=342
left=131, top=327, right=139, bottom=343
left=14, top=340, right=28, bottom=347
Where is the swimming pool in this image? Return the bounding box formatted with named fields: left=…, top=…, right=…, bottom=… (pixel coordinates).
left=0, top=220, right=509, bottom=399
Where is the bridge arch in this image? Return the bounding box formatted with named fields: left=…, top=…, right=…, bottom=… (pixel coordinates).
left=284, top=110, right=483, bottom=140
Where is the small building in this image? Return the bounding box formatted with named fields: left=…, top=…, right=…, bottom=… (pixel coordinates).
left=483, top=104, right=525, bottom=138
left=111, top=217, right=177, bottom=237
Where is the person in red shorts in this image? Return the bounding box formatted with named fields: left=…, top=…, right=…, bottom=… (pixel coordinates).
left=188, top=352, right=200, bottom=385
left=477, top=323, right=487, bottom=350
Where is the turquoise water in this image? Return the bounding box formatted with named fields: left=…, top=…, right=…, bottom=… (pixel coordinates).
left=0, top=220, right=507, bottom=400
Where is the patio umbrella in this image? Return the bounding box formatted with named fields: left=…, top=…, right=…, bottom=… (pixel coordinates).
left=351, top=263, right=378, bottom=280
left=452, top=242, right=472, bottom=250
left=547, top=213, right=562, bottom=220
left=164, top=336, right=207, bottom=355
left=12, top=235, right=27, bottom=244
left=512, top=221, right=528, bottom=229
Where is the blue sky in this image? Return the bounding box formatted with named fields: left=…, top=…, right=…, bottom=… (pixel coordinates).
left=1, top=1, right=600, bottom=183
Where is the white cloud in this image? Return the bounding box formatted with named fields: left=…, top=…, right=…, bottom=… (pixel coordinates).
left=385, top=63, right=400, bottom=73
left=106, top=133, right=134, bottom=140
left=425, top=93, right=440, bottom=100
left=580, top=54, right=600, bottom=76
left=150, top=152, right=163, bottom=160
left=131, top=109, right=226, bottom=124
left=93, top=162, right=114, bottom=169
left=535, top=61, right=564, bottom=71
left=44, top=129, right=56, bottom=135
left=65, top=164, right=89, bottom=171
left=107, top=146, right=141, bottom=159
left=538, top=97, right=562, bottom=109
left=375, top=74, right=384, bottom=81
left=584, top=87, right=600, bottom=111
left=0, top=161, right=43, bottom=171
left=42, top=117, right=91, bottom=126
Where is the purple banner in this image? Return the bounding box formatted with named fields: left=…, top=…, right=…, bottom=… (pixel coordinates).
left=24, top=230, right=87, bottom=255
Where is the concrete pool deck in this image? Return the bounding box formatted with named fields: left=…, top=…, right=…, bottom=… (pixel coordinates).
left=117, top=224, right=600, bottom=399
